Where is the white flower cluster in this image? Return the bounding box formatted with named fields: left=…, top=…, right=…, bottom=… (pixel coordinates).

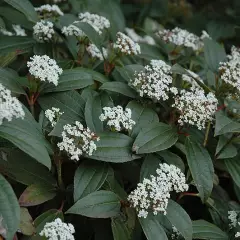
left=99, top=106, right=135, bottom=131
left=35, top=4, right=64, bottom=16
left=125, top=28, right=155, bottom=46
left=57, top=121, right=99, bottom=160
left=157, top=27, right=209, bottom=51
left=33, top=20, right=55, bottom=42
left=45, top=107, right=63, bottom=127
left=172, top=87, right=218, bottom=130
left=0, top=83, right=25, bottom=125
left=114, top=32, right=141, bottom=55
left=78, top=12, right=110, bottom=35
left=39, top=218, right=75, bottom=240
left=130, top=59, right=175, bottom=101
left=86, top=44, right=107, bottom=60
left=228, top=211, right=240, bottom=238
left=61, top=24, right=84, bottom=37
left=219, top=46, right=240, bottom=92
left=0, top=25, right=26, bottom=36
left=27, top=55, right=63, bottom=86
left=128, top=163, right=188, bottom=218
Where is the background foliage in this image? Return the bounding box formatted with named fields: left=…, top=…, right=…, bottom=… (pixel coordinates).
left=0, top=0, right=240, bottom=239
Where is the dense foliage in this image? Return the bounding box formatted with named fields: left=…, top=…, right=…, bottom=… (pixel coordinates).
left=0, top=0, right=240, bottom=239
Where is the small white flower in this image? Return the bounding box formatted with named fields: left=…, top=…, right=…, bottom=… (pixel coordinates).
left=125, top=28, right=155, bottom=45
left=45, top=107, right=63, bottom=127
left=12, top=25, right=27, bottom=36
left=157, top=27, right=205, bottom=51
left=78, top=12, right=110, bottom=35
left=27, top=55, right=63, bottom=86
left=39, top=218, right=75, bottom=240
left=219, top=46, right=240, bottom=92
left=61, top=24, right=84, bottom=37
left=0, top=28, right=14, bottom=36
left=114, top=32, right=141, bottom=55
left=182, top=70, right=204, bottom=89
left=128, top=163, right=188, bottom=218
left=171, top=226, right=180, bottom=239
left=35, top=4, right=64, bottom=16
left=228, top=210, right=238, bottom=228
left=130, top=59, right=173, bottom=101
left=0, top=83, right=25, bottom=125
left=33, top=20, right=55, bottom=42
left=57, top=121, right=99, bottom=160
left=0, top=25, right=26, bottom=36
left=86, top=44, right=107, bottom=60
left=172, top=86, right=218, bottom=130
left=99, top=106, right=135, bottom=131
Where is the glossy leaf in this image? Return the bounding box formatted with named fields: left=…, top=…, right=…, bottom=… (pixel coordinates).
left=100, top=81, right=137, bottom=98
left=91, top=132, right=140, bottom=162
left=67, top=190, right=120, bottom=218
left=133, top=122, right=178, bottom=154
left=0, top=149, right=56, bottom=186
left=0, top=36, right=35, bottom=55
left=19, top=184, right=56, bottom=207
left=224, top=156, right=240, bottom=187
left=0, top=68, right=25, bottom=94
left=192, top=220, right=228, bottom=239
left=0, top=174, right=20, bottom=240
left=0, top=106, right=52, bottom=169
left=215, top=111, right=240, bottom=136
left=166, top=200, right=192, bottom=240
left=74, top=161, right=109, bottom=201
left=127, top=100, right=159, bottom=138
left=185, top=137, right=214, bottom=201
left=139, top=214, right=168, bottom=240
left=3, top=0, right=38, bottom=23
left=19, top=208, right=35, bottom=236
left=40, top=69, right=94, bottom=93
left=111, top=217, right=132, bottom=240
left=204, top=38, right=226, bottom=72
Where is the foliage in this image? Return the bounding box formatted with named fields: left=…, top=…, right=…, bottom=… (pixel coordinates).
left=0, top=0, right=240, bottom=239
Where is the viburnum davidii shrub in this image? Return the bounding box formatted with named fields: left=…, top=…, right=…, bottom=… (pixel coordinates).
left=0, top=0, right=240, bottom=239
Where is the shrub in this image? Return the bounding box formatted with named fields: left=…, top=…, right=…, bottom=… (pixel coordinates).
left=0, top=0, right=239, bottom=239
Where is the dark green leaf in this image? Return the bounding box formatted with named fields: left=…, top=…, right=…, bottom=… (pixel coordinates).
left=3, top=0, right=38, bottom=23
left=0, top=68, right=25, bottom=94
left=224, top=156, right=240, bottom=187
left=91, top=132, right=140, bottom=162
left=216, top=135, right=238, bottom=159
left=139, top=213, right=168, bottom=240
left=166, top=200, right=192, bottom=240
left=192, top=220, right=228, bottom=239
left=40, top=69, right=94, bottom=93
left=140, top=154, right=161, bottom=181
left=203, top=38, right=226, bottom=73
left=0, top=174, right=20, bottom=240
left=157, top=150, right=185, bottom=172
left=79, top=67, right=109, bottom=83
left=34, top=209, right=63, bottom=233
left=111, top=217, right=132, bottom=240
left=19, top=208, right=35, bottom=236
left=100, top=81, right=137, bottom=98
left=215, top=111, right=240, bottom=136
left=0, top=149, right=56, bottom=186
left=126, top=100, right=159, bottom=138
left=0, top=106, right=52, bottom=169
left=133, top=122, right=178, bottom=154
left=67, top=190, right=120, bottom=218
left=74, top=161, right=109, bottom=201
left=185, top=137, right=214, bottom=201
left=19, top=184, right=56, bottom=207
left=0, top=36, right=35, bottom=55
left=85, top=93, right=113, bottom=132
left=38, top=91, right=85, bottom=122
